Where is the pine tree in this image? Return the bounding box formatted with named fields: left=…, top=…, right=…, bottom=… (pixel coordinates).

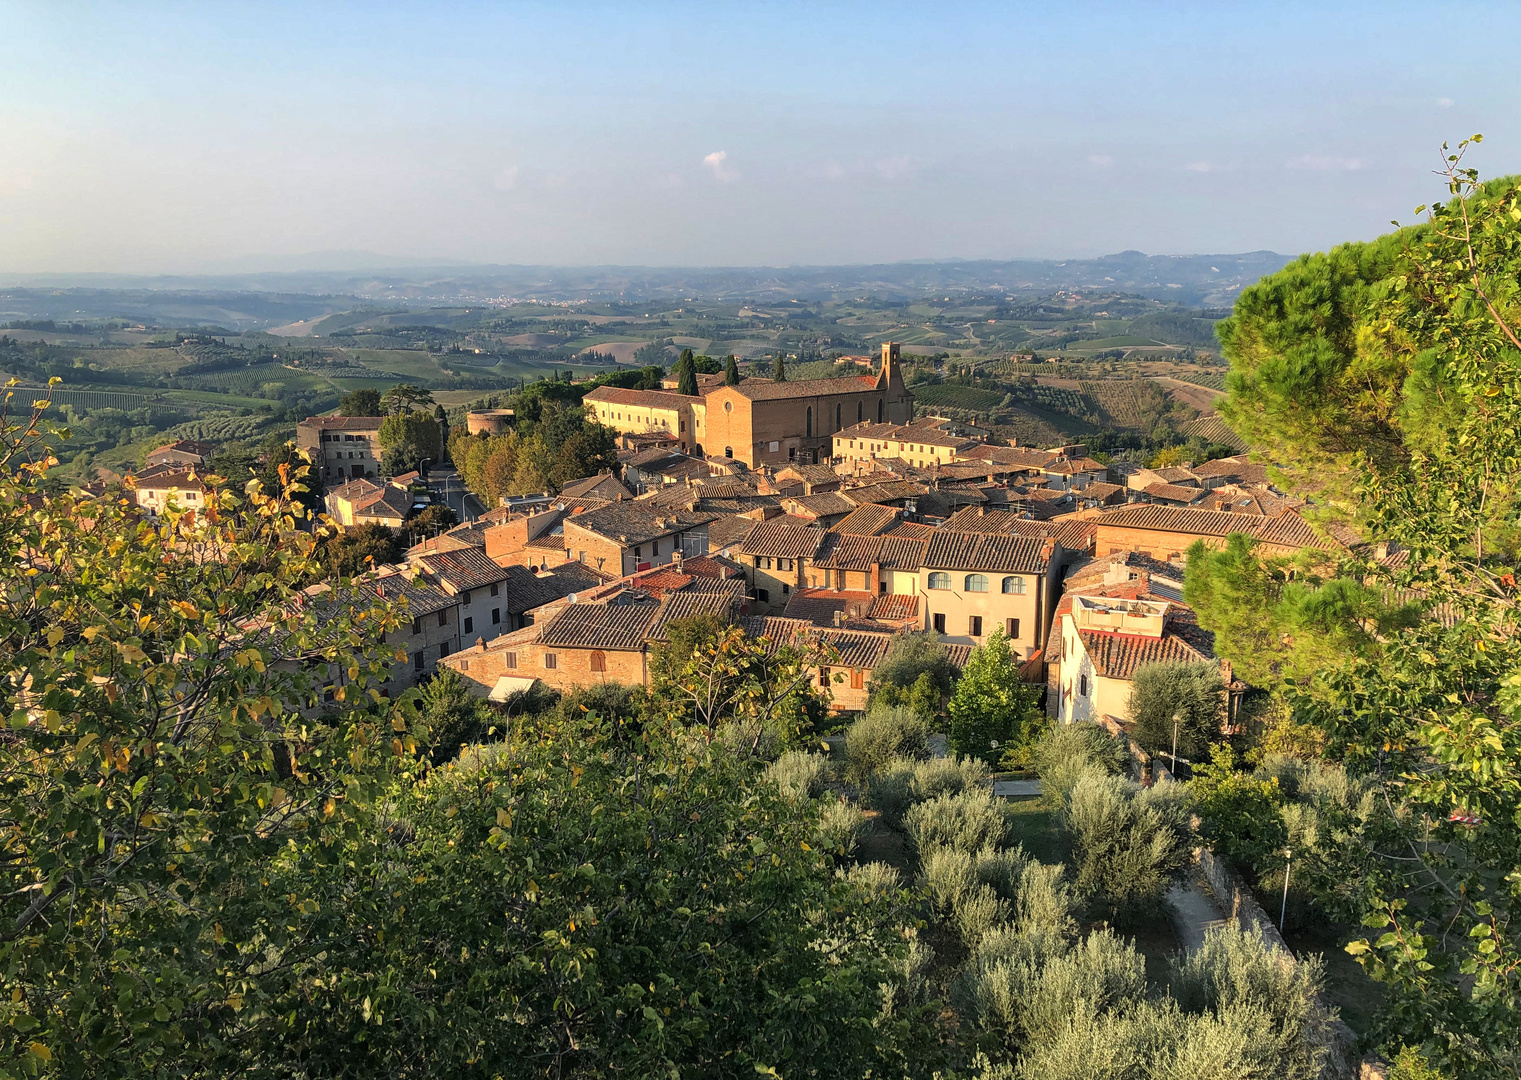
left=724, top=354, right=741, bottom=386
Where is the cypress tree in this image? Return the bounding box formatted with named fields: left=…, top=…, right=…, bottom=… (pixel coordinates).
left=724, top=354, right=741, bottom=386
left=773, top=353, right=787, bottom=382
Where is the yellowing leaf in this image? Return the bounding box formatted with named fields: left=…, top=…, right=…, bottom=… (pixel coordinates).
left=29, top=1042, right=50, bottom=1062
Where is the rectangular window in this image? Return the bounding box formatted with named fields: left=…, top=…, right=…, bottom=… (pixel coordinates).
left=819, top=669, right=830, bottom=687
left=651, top=539, right=659, bottom=556
left=544, top=653, right=558, bottom=670
left=1079, top=673, right=1088, bottom=697
left=464, top=616, right=473, bottom=634
left=757, top=588, right=770, bottom=603
left=504, top=652, right=518, bottom=669
left=850, top=669, right=864, bottom=690
left=969, top=615, right=983, bottom=637
left=437, top=611, right=448, bottom=628
left=413, top=650, right=425, bottom=671
left=1007, top=617, right=1021, bottom=639
left=411, top=618, right=422, bottom=635
left=439, top=643, right=450, bottom=658
left=782, top=583, right=790, bottom=594
left=932, top=613, right=946, bottom=633
left=634, top=546, right=642, bottom=558
left=491, top=608, right=501, bottom=625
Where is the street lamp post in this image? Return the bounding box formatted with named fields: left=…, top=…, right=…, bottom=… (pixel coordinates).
left=1170, top=709, right=1182, bottom=782
left=1280, top=848, right=1293, bottom=931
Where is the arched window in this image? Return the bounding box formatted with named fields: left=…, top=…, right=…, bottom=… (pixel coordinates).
left=965, top=574, right=988, bottom=593
left=857, top=401, right=863, bottom=424
left=1002, top=576, right=1027, bottom=595
left=877, top=400, right=884, bottom=422
left=724, top=446, right=733, bottom=458
left=928, top=572, right=951, bottom=590
left=806, top=407, right=813, bottom=437
left=590, top=650, right=607, bottom=673
left=835, top=403, right=842, bottom=430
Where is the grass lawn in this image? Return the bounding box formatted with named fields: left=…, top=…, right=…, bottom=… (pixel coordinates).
left=1004, top=796, right=1072, bottom=869
left=1281, top=922, right=1386, bottom=1036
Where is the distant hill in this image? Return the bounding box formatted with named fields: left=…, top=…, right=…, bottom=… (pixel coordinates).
left=3, top=251, right=1293, bottom=311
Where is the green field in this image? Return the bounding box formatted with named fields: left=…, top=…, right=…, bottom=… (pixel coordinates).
left=912, top=384, right=1006, bottom=411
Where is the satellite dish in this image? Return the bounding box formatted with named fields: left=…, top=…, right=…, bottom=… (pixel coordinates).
left=567, top=593, right=578, bottom=604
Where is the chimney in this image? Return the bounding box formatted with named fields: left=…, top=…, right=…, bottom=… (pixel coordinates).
left=1374, top=540, right=1390, bottom=561
left=832, top=609, right=845, bottom=627
left=1040, top=537, right=1056, bottom=562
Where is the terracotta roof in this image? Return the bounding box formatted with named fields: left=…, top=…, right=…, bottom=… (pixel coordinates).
left=680, top=553, right=745, bottom=579
left=558, top=471, right=632, bottom=499
left=502, top=564, right=605, bottom=615
left=536, top=602, right=661, bottom=650
left=1190, top=456, right=1272, bottom=485
left=563, top=503, right=719, bottom=546
left=1083, top=482, right=1126, bottom=502
left=831, top=503, right=902, bottom=536
left=1078, top=627, right=1214, bottom=679
left=960, top=445, right=1058, bottom=469
left=741, top=518, right=827, bottom=560
left=840, top=480, right=928, bottom=506
left=707, top=516, right=758, bottom=551
left=368, top=571, right=457, bottom=618
left=327, top=477, right=384, bottom=502
left=785, top=492, right=857, bottom=518
left=1094, top=505, right=1341, bottom=551
left=924, top=532, right=1050, bottom=574
left=944, top=643, right=974, bottom=670
left=878, top=536, right=931, bottom=570
left=1143, top=482, right=1209, bottom=505
left=298, top=415, right=383, bottom=431
left=783, top=588, right=875, bottom=626
left=133, top=470, right=206, bottom=491
left=583, top=385, right=699, bottom=409
left=721, top=375, right=881, bottom=401
left=1150, top=467, right=1199, bottom=484
left=649, top=583, right=744, bottom=639
left=417, top=547, right=512, bottom=591
left=885, top=520, right=936, bottom=540
left=775, top=463, right=841, bottom=485
left=868, top=593, right=920, bottom=622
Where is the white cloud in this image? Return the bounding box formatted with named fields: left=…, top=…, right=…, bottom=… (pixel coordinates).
left=1184, top=161, right=1214, bottom=173
left=703, top=150, right=737, bottom=181
left=1087, top=154, right=1113, bottom=167
left=1437, top=97, right=1455, bottom=108
left=492, top=165, right=519, bottom=192
left=823, top=162, right=845, bottom=181
left=1286, top=154, right=1368, bottom=172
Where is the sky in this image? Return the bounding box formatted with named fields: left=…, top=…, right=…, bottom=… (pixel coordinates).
left=1, top=1, right=1518, bottom=274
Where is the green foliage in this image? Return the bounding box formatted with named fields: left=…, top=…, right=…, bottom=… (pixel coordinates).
left=724, top=354, right=741, bottom=386
left=1062, top=773, right=1193, bottom=924
left=0, top=433, right=412, bottom=1077
left=378, top=408, right=443, bottom=475
left=674, top=348, right=698, bottom=395
left=948, top=629, right=1040, bottom=764
left=1203, top=149, right=1521, bottom=1075
left=904, top=787, right=1013, bottom=858
left=1032, top=721, right=1130, bottom=814
left=765, top=749, right=831, bottom=803
left=843, top=705, right=929, bottom=785
left=378, top=382, right=434, bottom=415
left=289, top=720, right=922, bottom=1078
left=318, top=520, right=404, bottom=577
left=1127, top=659, right=1225, bottom=762
left=417, top=667, right=498, bottom=763
left=1189, top=745, right=1287, bottom=876
left=401, top=502, right=457, bottom=545
left=773, top=354, right=787, bottom=381
left=338, top=386, right=381, bottom=415
left=868, top=630, right=956, bottom=722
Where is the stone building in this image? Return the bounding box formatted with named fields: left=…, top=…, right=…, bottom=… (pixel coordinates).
left=295, top=415, right=384, bottom=483
left=701, top=343, right=915, bottom=467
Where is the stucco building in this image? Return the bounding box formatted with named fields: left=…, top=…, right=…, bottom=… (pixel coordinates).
left=296, top=415, right=385, bottom=483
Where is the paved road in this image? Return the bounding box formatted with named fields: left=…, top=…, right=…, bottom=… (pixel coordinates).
left=428, top=468, right=486, bottom=522
left=1168, top=878, right=1232, bottom=953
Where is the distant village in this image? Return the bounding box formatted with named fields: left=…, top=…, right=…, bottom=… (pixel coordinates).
left=121, top=342, right=1362, bottom=753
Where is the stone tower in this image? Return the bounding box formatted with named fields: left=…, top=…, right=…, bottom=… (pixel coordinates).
left=879, top=341, right=914, bottom=424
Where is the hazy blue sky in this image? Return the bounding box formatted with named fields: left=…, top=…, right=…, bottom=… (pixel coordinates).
left=1, top=1, right=1517, bottom=272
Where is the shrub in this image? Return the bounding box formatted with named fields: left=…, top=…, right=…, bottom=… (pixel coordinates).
left=842, top=861, right=902, bottom=897
left=844, top=706, right=929, bottom=785
left=911, top=755, right=992, bottom=801
left=947, top=629, right=1041, bottom=763
left=1014, top=861, right=1078, bottom=939
left=814, top=797, right=866, bottom=857
left=867, top=631, right=956, bottom=719
left=1033, top=722, right=1129, bottom=813
left=1128, top=660, right=1226, bottom=763
left=1168, top=925, right=1332, bottom=1080
left=976, top=846, right=1031, bottom=903
left=921, top=847, right=1011, bottom=944
left=766, top=750, right=830, bottom=803
left=905, top=787, right=1011, bottom=858
left=1063, top=772, right=1192, bottom=924
left=864, top=757, right=918, bottom=824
